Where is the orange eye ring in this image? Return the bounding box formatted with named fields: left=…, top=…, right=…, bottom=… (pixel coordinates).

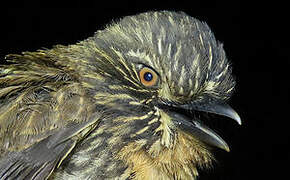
left=139, top=67, right=158, bottom=87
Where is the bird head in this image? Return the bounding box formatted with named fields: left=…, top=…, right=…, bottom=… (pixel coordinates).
left=56, top=11, right=241, bottom=172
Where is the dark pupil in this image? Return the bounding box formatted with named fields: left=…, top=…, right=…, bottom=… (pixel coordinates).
left=144, top=72, right=153, bottom=81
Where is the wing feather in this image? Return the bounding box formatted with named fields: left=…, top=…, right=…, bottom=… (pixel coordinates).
left=0, top=51, right=101, bottom=179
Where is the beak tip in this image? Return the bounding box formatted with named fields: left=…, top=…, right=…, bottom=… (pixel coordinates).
left=225, top=146, right=230, bottom=152
left=233, top=112, right=242, bottom=125
left=219, top=143, right=230, bottom=152
left=223, top=105, right=242, bottom=125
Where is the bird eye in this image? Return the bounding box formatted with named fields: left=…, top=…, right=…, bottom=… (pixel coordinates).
left=139, top=67, right=158, bottom=87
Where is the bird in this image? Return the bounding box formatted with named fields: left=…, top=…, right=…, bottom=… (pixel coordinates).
left=0, top=11, right=241, bottom=180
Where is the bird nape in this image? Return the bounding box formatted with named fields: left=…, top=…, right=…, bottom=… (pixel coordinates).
left=0, top=11, right=241, bottom=180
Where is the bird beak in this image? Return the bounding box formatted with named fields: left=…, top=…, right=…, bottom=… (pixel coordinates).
left=180, top=101, right=241, bottom=125
left=169, top=100, right=241, bottom=152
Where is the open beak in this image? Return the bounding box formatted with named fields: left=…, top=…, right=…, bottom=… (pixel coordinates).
left=163, top=100, right=241, bottom=152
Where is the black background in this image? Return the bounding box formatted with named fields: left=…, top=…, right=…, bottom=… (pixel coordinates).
left=1, top=2, right=289, bottom=180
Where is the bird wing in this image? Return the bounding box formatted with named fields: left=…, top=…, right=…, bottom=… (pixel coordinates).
left=0, top=51, right=101, bottom=179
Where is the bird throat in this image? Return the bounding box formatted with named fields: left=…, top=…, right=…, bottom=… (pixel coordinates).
left=117, top=131, right=213, bottom=180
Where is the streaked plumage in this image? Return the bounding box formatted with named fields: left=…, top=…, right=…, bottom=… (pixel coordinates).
left=0, top=11, right=240, bottom=179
